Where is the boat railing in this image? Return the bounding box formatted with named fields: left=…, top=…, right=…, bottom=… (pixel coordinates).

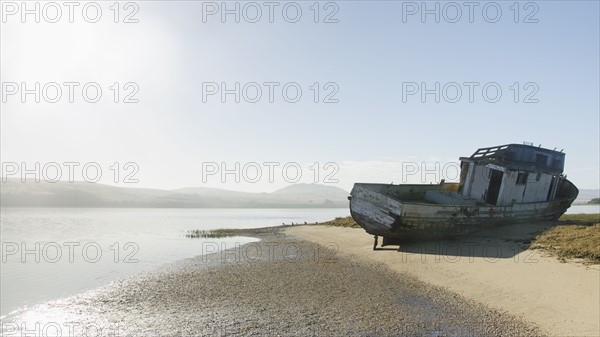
left=469, top=144, right=511, bottom=159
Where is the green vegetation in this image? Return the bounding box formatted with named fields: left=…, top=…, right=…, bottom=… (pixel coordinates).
left=588, top=198, right=600, bottom=205
left=186, top=228, right=246, bottom=239
left=186, top=226, right=278, bottom=238
left=313, top=216, right=360, bottom=228
left=558, top=213, right=600, bottom=223
left=532, top=213, right=600, bottom=263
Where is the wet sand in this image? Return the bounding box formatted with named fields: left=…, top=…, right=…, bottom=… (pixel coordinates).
left=2, top=227, right=542, bottom=336
left=287, top=223, right=600, bottom=336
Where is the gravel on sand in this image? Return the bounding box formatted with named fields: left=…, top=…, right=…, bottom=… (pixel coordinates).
left=3, top=228, right=541, bottom=336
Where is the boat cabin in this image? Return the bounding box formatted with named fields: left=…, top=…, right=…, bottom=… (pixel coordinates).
left=351, top=143, right=578, bottom=244
left=457, top=144, right=566, bottom=206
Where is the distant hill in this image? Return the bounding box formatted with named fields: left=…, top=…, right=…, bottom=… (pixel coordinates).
left=574, top=189, right=600, bottom=204
left=0, top=179, right=349, bottom=208
left=272, top=184, right=349, bottom=200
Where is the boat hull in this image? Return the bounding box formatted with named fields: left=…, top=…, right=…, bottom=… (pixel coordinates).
left=349, top=181, right=578, bottom=242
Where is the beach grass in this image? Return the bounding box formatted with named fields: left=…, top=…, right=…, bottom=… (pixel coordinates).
left=313, top=216, right=360, bottom=228
left=532, top=213, right=600, bottom=263
left=558, top=213, right=600, bottom=223
left=186, top=228, right=246, bottom=239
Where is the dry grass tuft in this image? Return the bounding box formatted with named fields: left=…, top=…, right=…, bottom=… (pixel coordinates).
left=313, top=216, right=360, bottom=228
left=186, top=228, right=246, bottom=239
left=532, top=214, right=600, bottom=263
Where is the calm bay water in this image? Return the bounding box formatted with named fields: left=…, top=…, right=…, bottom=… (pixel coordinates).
left=1, top=205, right=596, bottom=318
left=0, top=207, right=350, bottom=317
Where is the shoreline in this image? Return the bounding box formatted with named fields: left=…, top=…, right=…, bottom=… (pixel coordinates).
left=3, top=217, right=598, bottom=336
left=287, top=222, right=600, bottom=336
left=2, top=227, right=542, bottom=336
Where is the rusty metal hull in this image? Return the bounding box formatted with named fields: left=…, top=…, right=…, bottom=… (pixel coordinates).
left=349, top=182, right=578, bottom=242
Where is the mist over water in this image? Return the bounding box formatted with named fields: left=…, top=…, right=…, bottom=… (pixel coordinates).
left=0, top=207, right=349, bottom=317
left=566, top=205, right=600, bottom=214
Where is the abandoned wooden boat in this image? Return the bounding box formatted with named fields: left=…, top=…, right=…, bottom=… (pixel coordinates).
left=349, top=144, right=579, bottom=245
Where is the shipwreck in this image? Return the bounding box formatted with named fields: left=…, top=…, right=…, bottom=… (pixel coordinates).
left=349, top=143, right=579, bottom=247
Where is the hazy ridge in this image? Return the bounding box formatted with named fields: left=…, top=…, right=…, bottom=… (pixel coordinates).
left=0, top=179, right=349, bottom=208
left=1, top=179, right=596, bottom=208
left=574, top=189, right=600, bottom=204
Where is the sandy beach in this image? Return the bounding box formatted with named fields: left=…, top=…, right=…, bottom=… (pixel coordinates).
left=287, top=222, right=600, bottom=336
left=2, top=227, right=543, bottom=337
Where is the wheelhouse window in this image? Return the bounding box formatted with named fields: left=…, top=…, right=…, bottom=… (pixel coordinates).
left=535, top=154, right=548, bottom=167
left=516, top=172, right=528, bottom=185
left=552, top=159, right=562, bottom=170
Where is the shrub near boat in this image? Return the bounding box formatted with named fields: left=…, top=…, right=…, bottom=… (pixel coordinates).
left=349, top=144, right=579, bottom=246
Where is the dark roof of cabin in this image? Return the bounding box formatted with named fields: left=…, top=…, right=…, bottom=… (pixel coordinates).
left=459, top=144, right=566, bottom=174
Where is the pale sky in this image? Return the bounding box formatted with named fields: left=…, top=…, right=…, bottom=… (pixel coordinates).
left=1, top=1, right=598, bottom=192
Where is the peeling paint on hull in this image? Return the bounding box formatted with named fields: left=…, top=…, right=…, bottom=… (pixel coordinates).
left=349, top=182, right=578, bottom=241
